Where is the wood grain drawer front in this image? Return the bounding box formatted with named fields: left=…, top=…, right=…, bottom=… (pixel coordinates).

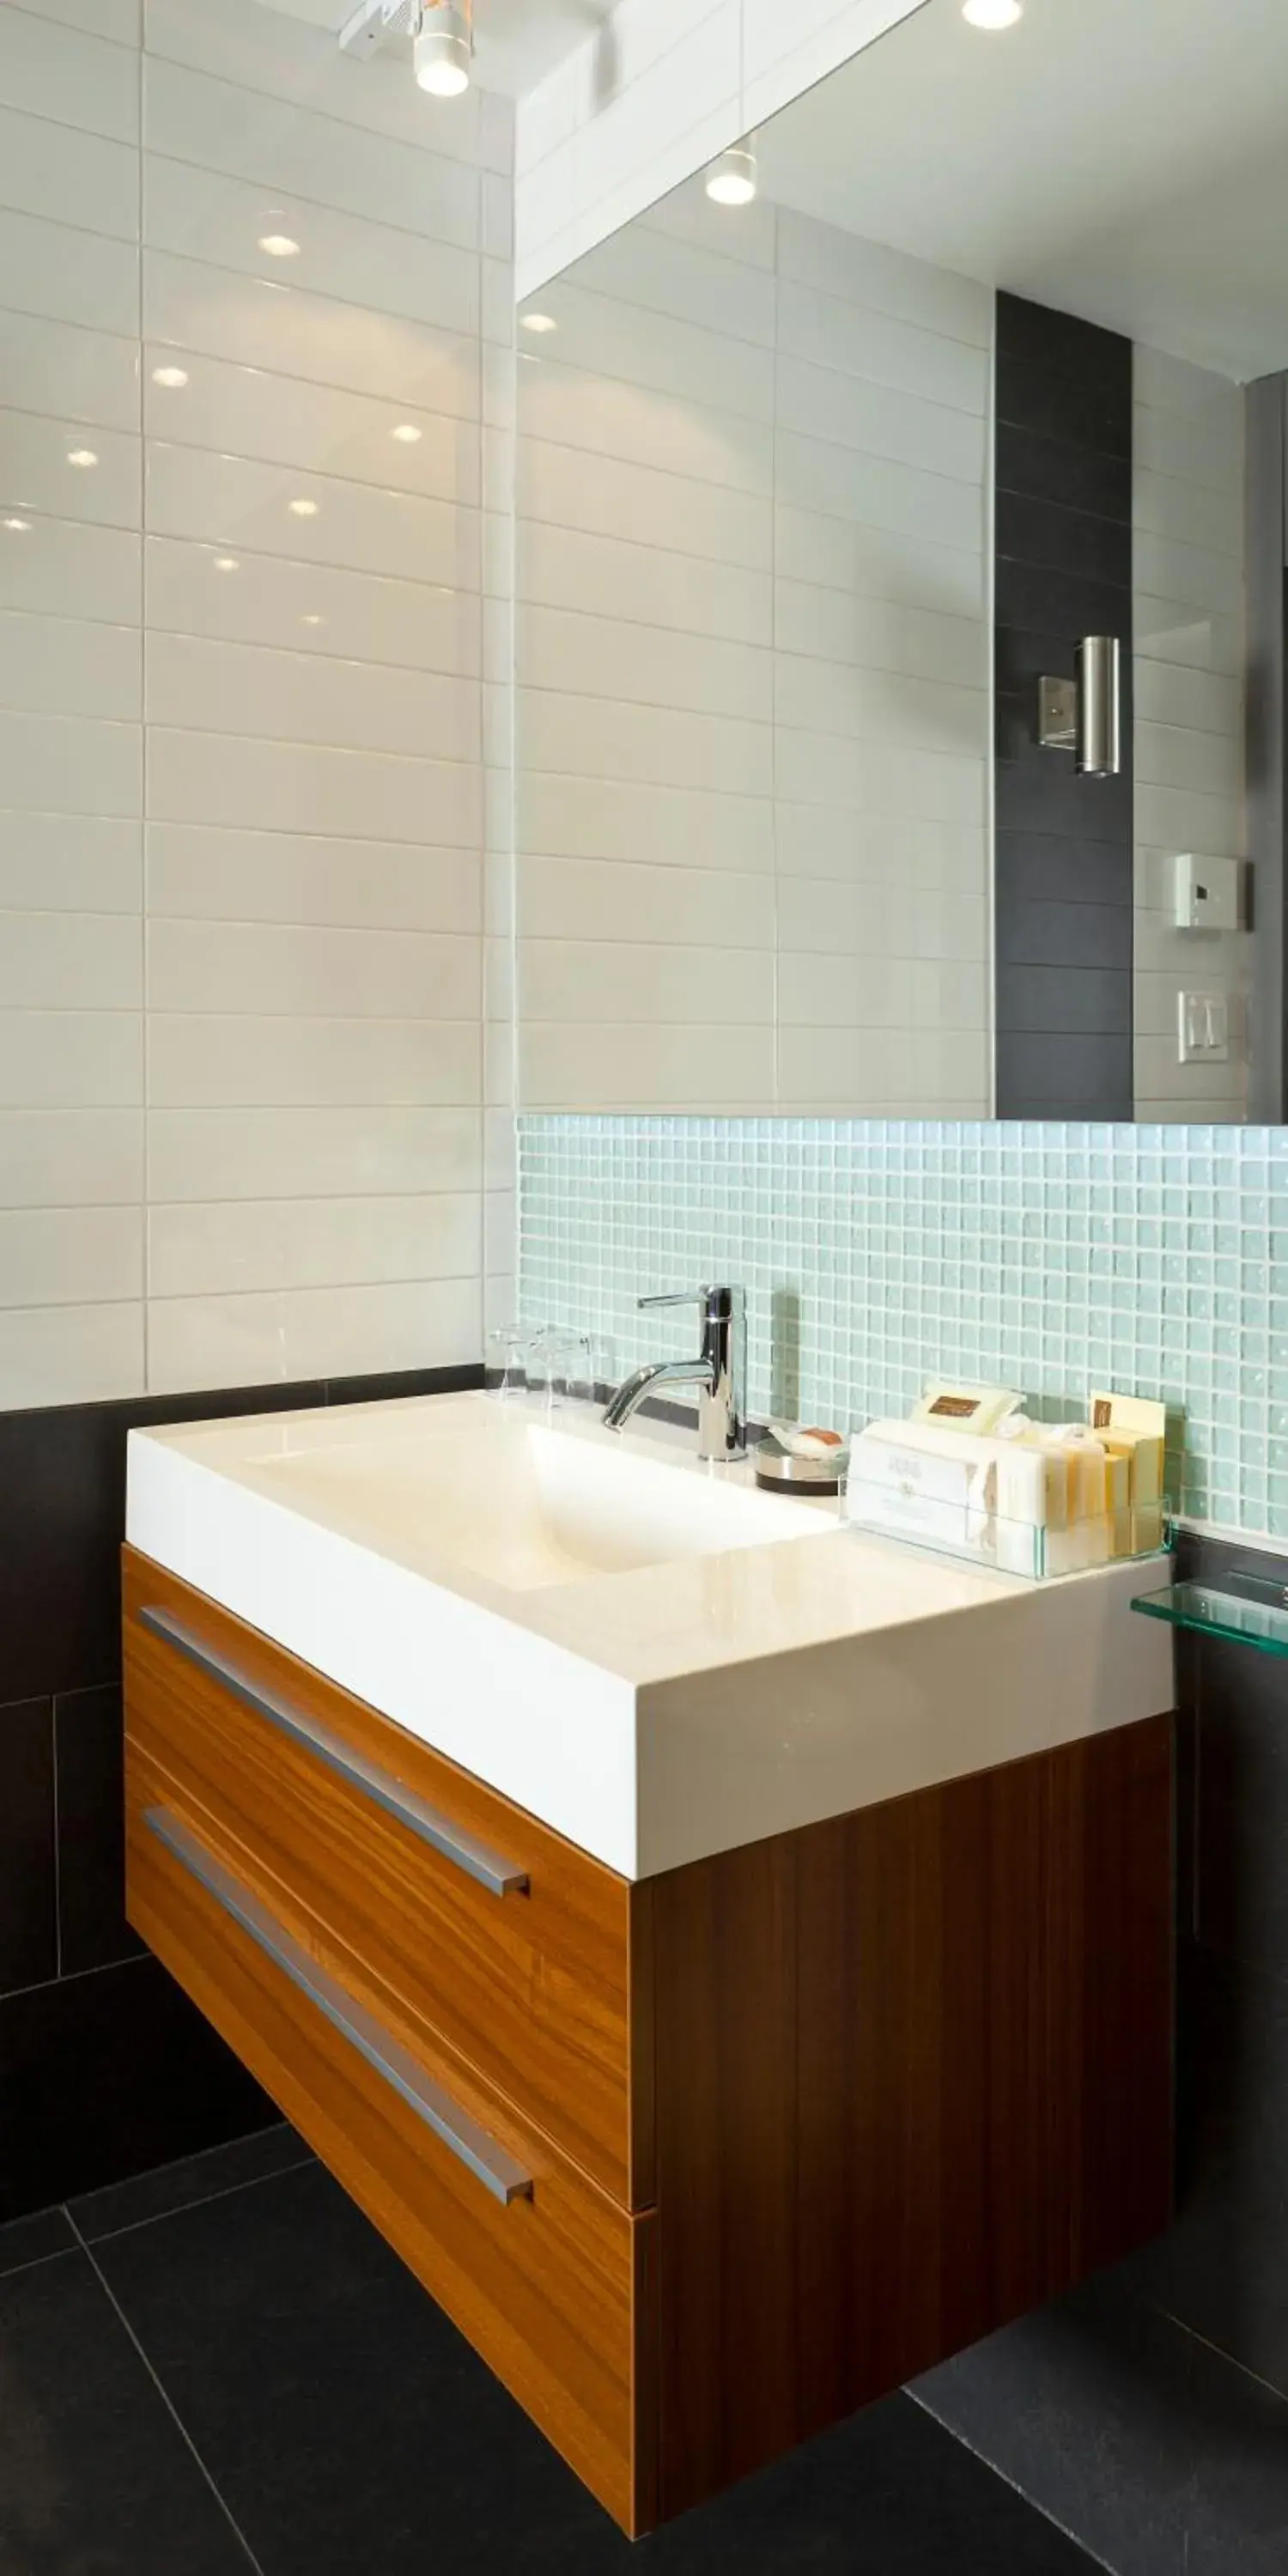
left=126, top=1776, right=656, bottom=2537
left=123, top=1549, right=639, bottom=2205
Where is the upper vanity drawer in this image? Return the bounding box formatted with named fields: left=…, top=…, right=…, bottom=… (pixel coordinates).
left=122, top=1547, right=642, bottom=2207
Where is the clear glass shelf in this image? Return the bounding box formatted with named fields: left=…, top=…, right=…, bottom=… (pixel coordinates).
left=1131, top=1574, right=1288, bottom=1658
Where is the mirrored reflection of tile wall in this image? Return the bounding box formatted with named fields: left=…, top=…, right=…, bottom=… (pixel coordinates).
left=519, top=1113, right=1288, bottom=1540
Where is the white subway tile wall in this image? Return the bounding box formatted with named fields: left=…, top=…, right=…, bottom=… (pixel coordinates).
left=519, top=1114, right=1288, bottom=1541
left=515, top=177, right=991, bottom=1116
left=0, top=0, right=513, bottom=1406
left=514, top=0, right=927, bottom=301
left=1133, top=344, right=1249, bottom=1120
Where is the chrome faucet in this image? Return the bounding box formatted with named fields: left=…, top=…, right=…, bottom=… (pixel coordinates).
left=601, top=1285, right=747, bottom=1463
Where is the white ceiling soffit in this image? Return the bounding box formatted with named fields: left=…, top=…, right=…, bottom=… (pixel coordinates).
left=258, top=0, right=611, bottom=98
left=754, top=0, right=1288, bottom=382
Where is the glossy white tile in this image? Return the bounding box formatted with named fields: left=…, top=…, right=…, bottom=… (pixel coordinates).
left=0, top=908, right=142, bottom=1009
left=146, top=823, right=479, bottom=934
left=146, top=1273, right=481, bottom=1394
left=0, top=510, right=140, bottom=623
left=520, top=854, right=775, bottom=949
left=519, top=770, right=774, bottom=872
left=521, top=686, right=774, bottom=797
left=0, top=1299, right=143, bottom=1408
left=519, top=604, right=771, bottom=721
left=0, top=609, right=140, bottom=720
left=144, top=629, right=479, bottom=761
left=148, top=727, right=480, bottom=848
left=0, top=98, right=137, bottom=240
left=519, top=355, right=774, bottom=495
left=0, top=406, right=140, bottom=529
left=519, top=1020, right=775, bottom=1112
left=0, top=1204, right=141, bottom=1307
left=0, top=708, right=142, bottom=815
left=0, top=3, right=139, bottom=145
left=143, top=155, right=480, bottom=340
left=0, top=206, right=138, bottom=335
left=0, top=812, right=141, bottom=913
left=519, top=434, right=771, bottom=570
left=148, top=918, right=477, bottom=1019
left=143, top=56, right=482, bottom=249
left=522, top=280, right=776, bottom=422
left=0, top=1009, right=143, bottom=1108
left=144, top=442, right=480, bottom=589
left=775, top=209, right=991, bottom=349
left=149, top=1189, right=482, bottom=1298
left=143, top=349, right=481, bottom=504
left=523, top=939, right=774, bottom=1025
left=144, top=535, right=481, bottom=677
left=0, top=1106, right=143, bottom=1208
left=518, top=518, right=772, bottom=646
left=0, top=311, right=139, bottom=435
left=147, top=1014, right=479, bottom=1111
left=148, top=1103, right=482, bottom=1203
left=143, top=249, right=479, bottom=414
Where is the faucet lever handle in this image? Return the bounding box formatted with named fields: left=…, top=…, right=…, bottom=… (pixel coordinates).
left=637, top=1290, right=702, bottom=1312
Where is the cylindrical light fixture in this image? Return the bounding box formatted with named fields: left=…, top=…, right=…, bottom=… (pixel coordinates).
left=1077, top=636, right=1121, bottom=777
left=414, top=0, right=472, bottom=96
left=705, top=142, right=757, bottom=207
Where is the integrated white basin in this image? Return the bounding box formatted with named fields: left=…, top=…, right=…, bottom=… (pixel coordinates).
left=247, top=1405, right=829, bottom=1595
left=125, top=1390, right=1173, bottom=1880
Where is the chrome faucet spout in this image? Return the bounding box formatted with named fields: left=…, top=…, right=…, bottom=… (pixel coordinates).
left=599, top=1285, right=747, bottom=1464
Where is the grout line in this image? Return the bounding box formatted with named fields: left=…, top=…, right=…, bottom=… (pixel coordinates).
left=0, top=1951, right=146, bottom=2007
left=82, top=2153, right=317, bottom=2251
left=0, top=2241, right=82, bottom=2290
left=902, top=2391, right=1116, bottom=2576
left=50, top=1698, right=62, bottom=1980
left=69, top=2208, right=269, bottom=2576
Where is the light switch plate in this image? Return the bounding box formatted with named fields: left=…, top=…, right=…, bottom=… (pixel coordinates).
left=1174, top=854, right=1241, bottom=932
left=1178, top=990, right=1230, bottom=1063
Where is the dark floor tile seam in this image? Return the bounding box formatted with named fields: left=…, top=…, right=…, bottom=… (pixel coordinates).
left=68, top=2212, right=268, bottom=2576
left=0, top=2241, right=82, bottom=2288
left=0, top=1950, right=149, bottom=2007
left=87, top=2153, right=319, bottom=2248
left=906, top=2390, right=1110, bottom=2575
left=1149, top=2304, right=1288, bottom=2411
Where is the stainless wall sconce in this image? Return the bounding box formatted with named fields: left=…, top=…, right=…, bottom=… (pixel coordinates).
left=1037, top=636, right=1121, bottom=776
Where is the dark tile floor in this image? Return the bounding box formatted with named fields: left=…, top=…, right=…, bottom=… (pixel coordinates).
left=0, top=2128, right=1102, bottom=2576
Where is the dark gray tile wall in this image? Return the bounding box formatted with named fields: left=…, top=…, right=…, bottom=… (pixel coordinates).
left=994, top=293, right=1135, bottom=1119
left=0, top=1363, right=482, bottom=2224
left=915, top=1529, right=1288, bottom=2573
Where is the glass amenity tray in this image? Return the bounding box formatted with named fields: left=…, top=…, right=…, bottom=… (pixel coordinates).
left=845, top=1478, right=1170, bottom=1583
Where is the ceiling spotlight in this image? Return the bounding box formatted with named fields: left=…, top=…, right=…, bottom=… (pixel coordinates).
left=301, top=613, right=325, bottom=627
left=258, top=233, right=301, bottom=258
left=414, top=0, right=472, bottom=97
left=152, top=364, right=189, bottom=388
left=289, top=497, right=319, bottom=517
left=520, top=312, right=558, bottom=335
left=3, top=516, right=30, bottom=532
left=213, top=556, right=239, bottom=571
left=705, top=142, right=757, bottom=207
left=67, top=447, right=98, bottom=469
left=962, top=0, right=1024, bottom=25
left=392, top=422, right=422, bottom=443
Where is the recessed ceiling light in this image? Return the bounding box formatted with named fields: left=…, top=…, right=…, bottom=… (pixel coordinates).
left=289, top=497, right=319, bottom=517
left=301, top=613, right=325, bottom=627
left=151, top=364, right=189, bottom=388
left=962, top=0, right=1024, bottom=26
left=213, top=556, right=239, bottom=571
left=66, top=447, right=98, bottom=469
left=392, top=422, right=422, bottom=443
left=414, top=1, right=472, bottom=96
left=258, top=233, right=301, bottom=258
left=705, top=143, right=757, bottom=207
left=520, top=312, right=558, bottom=335
left=3, top=516, right=30, bottom=532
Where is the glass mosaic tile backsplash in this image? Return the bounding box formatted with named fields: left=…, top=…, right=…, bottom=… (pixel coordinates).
left=518, top=1116, right=1288, bottom=1543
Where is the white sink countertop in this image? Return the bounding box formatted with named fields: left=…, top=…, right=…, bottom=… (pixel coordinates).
left=126, top=1391, right=1174, bottom=1881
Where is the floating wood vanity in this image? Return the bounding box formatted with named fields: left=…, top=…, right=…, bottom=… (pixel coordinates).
left=124, top=1537, right=1173, bottom=2537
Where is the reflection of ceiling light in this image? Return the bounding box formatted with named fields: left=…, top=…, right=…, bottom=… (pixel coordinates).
left=414, top=0, right=472, bottom=96
left=3, top=516, right=29, bottom=532
left=67, top=447, right=98, bottom=468
left=301, top=613, right=324, bottom=627
left=258, top=232, right=301, bottom=258
left=520, top=313, right=557, bottom=335
left=392, top=422, right=422, bottom=443
left=705, top=143, right=757, bottom=206
left=289, top=497, right=319, bottom=517
left=152, top=364, right=188, bottom=388
left=214, top=556, right=239, bottom=571
left=962, top=0, right=1023, bottom=25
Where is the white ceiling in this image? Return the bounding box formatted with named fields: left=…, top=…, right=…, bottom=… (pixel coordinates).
left=756, top=0, right=1288, bottom=382
left=258, top=0, right=608, bottom=98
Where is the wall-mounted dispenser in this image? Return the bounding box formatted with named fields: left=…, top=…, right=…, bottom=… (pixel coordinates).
left=1037, top=636, right=1121, bottom=776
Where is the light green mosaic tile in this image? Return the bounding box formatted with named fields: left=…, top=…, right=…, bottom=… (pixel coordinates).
left=517, top=1116, right=1288, bottom=1544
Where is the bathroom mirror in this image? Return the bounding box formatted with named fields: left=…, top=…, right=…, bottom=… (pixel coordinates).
left=514, top=0, right=1288, bottom=1123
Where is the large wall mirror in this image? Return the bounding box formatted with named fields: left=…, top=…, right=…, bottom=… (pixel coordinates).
left=514, top=0, right=1288, bottom=1123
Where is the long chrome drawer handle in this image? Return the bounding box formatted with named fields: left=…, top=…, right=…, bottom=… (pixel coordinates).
left=137, top=1605, right=529, bottom=1900
left=145, top=1808, right=533, bottom=2208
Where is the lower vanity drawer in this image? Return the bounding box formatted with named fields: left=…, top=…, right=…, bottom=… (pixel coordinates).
left=125, top=1752, right=657, bottom=2538
left=123, top=1547, right=642, bottom=2207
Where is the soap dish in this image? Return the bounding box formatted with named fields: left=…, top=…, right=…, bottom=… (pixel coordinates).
left=755, top=1430, right=848, bottom=1498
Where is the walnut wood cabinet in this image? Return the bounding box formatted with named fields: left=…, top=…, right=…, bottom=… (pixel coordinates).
left=124, top=1543, right=1174, bottom=2537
